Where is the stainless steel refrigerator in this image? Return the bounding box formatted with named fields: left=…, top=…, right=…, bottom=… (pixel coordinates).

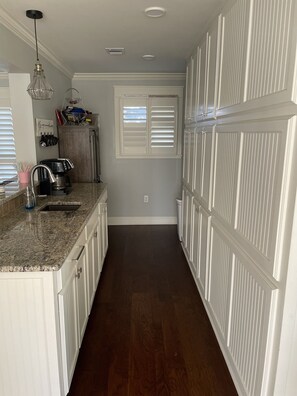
left=58, top=124, right=101, bottom=183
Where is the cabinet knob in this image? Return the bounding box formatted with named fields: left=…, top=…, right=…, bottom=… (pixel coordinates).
left=94, top=231, right=97, bottom=238
left=75, top=272, right=81, bottom=279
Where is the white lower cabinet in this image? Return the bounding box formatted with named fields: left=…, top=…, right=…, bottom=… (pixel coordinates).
left=58, top=263, right=80, bottom=394
left=58, top=242, right=88, bottom=394
left=0, top=192, right=108, bottom=396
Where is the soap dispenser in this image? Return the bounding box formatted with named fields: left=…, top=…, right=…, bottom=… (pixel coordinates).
left=24, top=186, right=35, bottom=209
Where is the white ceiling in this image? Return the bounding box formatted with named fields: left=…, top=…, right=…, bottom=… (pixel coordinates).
left=0, top=0, right=227, bottom=75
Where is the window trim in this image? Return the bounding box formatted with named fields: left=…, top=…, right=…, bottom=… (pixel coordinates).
left=114, top=85, right=183, bottom=159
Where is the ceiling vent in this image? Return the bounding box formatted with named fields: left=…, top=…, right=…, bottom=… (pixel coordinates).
left=105, top=48, right=125, bottom=55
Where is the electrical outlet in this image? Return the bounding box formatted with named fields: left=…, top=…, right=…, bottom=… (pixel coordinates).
left=144, top=195, right=149, bottom=203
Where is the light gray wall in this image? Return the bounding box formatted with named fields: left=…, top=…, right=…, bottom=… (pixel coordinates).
left=0, top=23, right=71, bottom=163
left=73, top=77, right=185, bottom=221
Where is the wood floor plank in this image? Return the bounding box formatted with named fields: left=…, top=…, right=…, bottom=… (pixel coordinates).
left=68, top=225, right=238, bottom=396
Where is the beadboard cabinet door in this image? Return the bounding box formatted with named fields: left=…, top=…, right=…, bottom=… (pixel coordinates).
left=184, top=57, right=194, bottom=124
left=208, top=220, right=278, bottom=396
left=58, top=265, right=79, bottom=394
left=197, top=35, right=208, bottom=119
left=182, top=187, right=193, bottom=261
left=182, top=128, right=195, bottom=191
left=244, top=0, right=297, bottom=108
left=193, top=129, right=203, bottom=198
left=0, top=272, right=62, bottom=396
left=205, top=16, right=222, bottom=118
left=192, top=200, right=211, bottom=299
left=217, top=0, right=297, bottom=117
left=212, top=128, right=241, bottom=229
left=214, top=119, right=293, bottom=281
left=193, top=126, right=214, bottom=211
left=217, top=0, right=249, bottom=113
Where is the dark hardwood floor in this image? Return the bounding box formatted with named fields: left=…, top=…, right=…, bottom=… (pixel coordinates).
left=68, top=225, right=238, bottom=396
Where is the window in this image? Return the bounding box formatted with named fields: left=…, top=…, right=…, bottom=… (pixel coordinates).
left=0, top=107, right=18, bottom=193
left=115, top=86, right=183, bottom=158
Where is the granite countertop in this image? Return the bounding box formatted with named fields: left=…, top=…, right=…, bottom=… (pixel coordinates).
left=0, top=183, right=107, bottom=272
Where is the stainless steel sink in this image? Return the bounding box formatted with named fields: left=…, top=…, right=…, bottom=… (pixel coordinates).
left=39, top=203, right=81, bottom=212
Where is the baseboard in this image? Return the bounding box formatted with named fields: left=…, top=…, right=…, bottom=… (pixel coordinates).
left=108, top=216, right=177, bottom=225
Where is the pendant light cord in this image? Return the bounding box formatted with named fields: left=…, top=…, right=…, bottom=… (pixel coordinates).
left=34, top=18, right=39, bottom=62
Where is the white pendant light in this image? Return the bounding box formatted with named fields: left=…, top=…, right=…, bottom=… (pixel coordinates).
left=26, top=10, right=54, bottom=100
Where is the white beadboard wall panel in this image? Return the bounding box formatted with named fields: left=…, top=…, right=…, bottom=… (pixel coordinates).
left=191, top=51, right=198, bottom=121
left=192, top=200, right=201, bottom=278
left=218, top=0, right=249, bottom=110
left=208, top=223, right=232, bottom=338
left=236, top=132, right=279, bottom=258
left=0, top=275, right=60, bottom=396
left=230, top=119, right=292, bottom=280
left=198, top=36, right=208, bottom=119
left=201, top=127, right=214, bottom=210
left=245, top=0, right=293, bottom=102
left=193, top=129, right=202, bottom=199
left=228, top=252, right=277, bottom=396
left=212, top=130, right=240, bottom=227
left=206, top=16, right=221, bottom=118
left=193, top=48, right=201, bottom=121
left=183, top=128, right=195, bottom=191
left=198, top=207, right=211, bottom=298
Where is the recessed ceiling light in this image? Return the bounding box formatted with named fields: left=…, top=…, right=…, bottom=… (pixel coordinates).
left=144, top=7, right=166, bottom=18
left=142, top=55, right=156, bottom=61
left=105, top=48, right=125, bottom=55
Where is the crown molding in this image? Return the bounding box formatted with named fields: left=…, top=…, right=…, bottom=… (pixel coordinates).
left=0, top=8, right=73, bottom=79
left=72, top=73, right=186, bottom=81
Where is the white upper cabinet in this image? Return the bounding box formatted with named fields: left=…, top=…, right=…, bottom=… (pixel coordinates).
left=216, top=0, right=297, bottom=116
left=193, top=126, right=214, bottom=211
left=244, top=0, right=297, bottom=106
left=182, top=128, right=195, bottom=191
left=217, top=0, right=249, bottom=112
left=197, top=35, right=208, bottom=119
left=213, top=118, right=294, bottom=281
left=205, top=16, right=222, bottom=118
left=184, top=57, right=194, bottom=124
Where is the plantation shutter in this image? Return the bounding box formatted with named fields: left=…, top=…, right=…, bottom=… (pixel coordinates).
left=120, top=97, right=148, bottom=155
left=149, top=96, right=178, bottom=156
left=0, top=107, right=18, bottom=193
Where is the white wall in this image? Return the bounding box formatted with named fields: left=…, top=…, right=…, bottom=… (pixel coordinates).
left=73, top=75, right=185, bottom=223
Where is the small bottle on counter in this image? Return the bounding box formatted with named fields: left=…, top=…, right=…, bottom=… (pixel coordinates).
left=24, top=186, right=35, bottom=209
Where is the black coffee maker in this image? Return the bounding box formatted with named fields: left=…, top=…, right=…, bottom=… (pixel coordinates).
left=39, top=158, right=74, bottom=195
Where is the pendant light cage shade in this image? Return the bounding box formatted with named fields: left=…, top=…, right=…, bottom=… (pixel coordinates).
left=27, top=63, right=54, bottom=100
left=26, top=9, right=54, bottom=100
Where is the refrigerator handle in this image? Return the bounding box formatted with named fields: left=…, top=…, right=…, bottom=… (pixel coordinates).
left=89, top=131, right=96, bottom=182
